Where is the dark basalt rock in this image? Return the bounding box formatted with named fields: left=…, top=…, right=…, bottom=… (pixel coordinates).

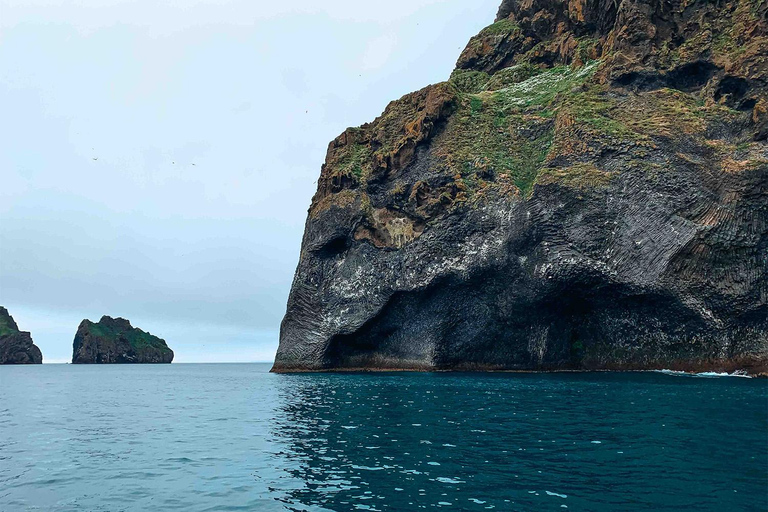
left=0, top=307, right=43, bottom=364
left=273, top=0, right=768, bottom=375
left=72, top=316, right=174, bottom=364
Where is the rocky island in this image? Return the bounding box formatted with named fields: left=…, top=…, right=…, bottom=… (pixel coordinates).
left=273, top=0, right=767, bottom=375
left=72, top=316, right=174, bottom=364
left=0, top=307, right=43, bottom=364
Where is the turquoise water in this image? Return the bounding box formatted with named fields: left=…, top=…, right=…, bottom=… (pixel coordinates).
left=1, top=364, right=766, bottom=511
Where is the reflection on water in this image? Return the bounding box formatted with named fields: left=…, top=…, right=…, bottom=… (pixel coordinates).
left=270, top=372, right=767, bottom=511
left=1, top=365, right=765, bottom=511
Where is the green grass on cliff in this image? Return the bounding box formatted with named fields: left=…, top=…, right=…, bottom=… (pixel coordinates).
left=449, top=70, right=491, bottom=94
left=535, top=163, right=616, bottom=190
left=489, top=61, right=600, bottom=111
left=450, top=63, right=546, bottom=94
left=0, top=309, right=18, bottom=337
left=484, top=63, right=542, bottom=91
left=336, top=143, right=368, bottom=178
left=478, top=18, right=519, bottom=37
left=435, top=62, right=601, bottom=197
left=87, top=320, right=168, bottom=351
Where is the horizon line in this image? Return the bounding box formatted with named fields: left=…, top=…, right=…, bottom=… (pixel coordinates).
left=36, top=361, right=276, bottom=365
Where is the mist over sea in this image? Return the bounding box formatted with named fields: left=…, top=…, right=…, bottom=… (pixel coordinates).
left=1, top=364, right=766, bottom=511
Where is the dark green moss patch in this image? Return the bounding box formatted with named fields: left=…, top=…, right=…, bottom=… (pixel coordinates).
left=86, top=318, right=168, bottom=352
left=0, top=307, right=19, bottom=337
left=478, top=18, right=520, bottom=37
left=470, top=96, right=484, bottom=114
left=449, top=70, right=491, bottom=94
left=0, top=323, right=17, bottom=337
left=484, top=63, right=542, bottom=91
left=336, top=143, right=369, bottom=178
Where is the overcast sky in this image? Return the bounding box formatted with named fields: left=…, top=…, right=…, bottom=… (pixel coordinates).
left=0, top=0, right=500, bottom=363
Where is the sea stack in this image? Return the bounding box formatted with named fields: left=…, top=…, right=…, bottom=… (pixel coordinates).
left=0, top=307, right=43, bottom=364
left=274, top=0, right=768, bottom=374
left=72, top=316, right=174, bottom=364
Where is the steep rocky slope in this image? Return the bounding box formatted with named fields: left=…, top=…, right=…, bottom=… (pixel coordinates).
left=274, top=0, right=768, bottom=374
left=72, top=316, right=174, bottom=364
left=0, top=306, right=43, bottom=364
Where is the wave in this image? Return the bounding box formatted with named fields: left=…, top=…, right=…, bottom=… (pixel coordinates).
left=655, top=369, right=751, bottom=379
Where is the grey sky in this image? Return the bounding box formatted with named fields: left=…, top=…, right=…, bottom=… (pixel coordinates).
left=0, top=0, right=500, bottom=362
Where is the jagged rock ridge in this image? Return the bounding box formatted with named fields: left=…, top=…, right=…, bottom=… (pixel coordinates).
left=72, top=316, right=174, bottom=364
left=274, top=0, right=768, bottom=375
left=0, top=306, right=43, bottom=364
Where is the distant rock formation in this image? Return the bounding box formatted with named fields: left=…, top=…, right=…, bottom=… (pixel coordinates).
left=0, top=307, right=43, bottom=364
left=72, top=316, right=174, bottom=364
left=274, top=0, right=767, bottom=375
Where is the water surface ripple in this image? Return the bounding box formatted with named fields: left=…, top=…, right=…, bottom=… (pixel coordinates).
left=1, top=364, right=765, bottom=511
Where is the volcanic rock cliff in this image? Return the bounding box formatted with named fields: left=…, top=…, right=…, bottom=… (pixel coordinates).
left=72, top=316, right=174, bottom=364
left=274, top=0, right=768, bottom=374
left=0, top=307, right=43, bottom=364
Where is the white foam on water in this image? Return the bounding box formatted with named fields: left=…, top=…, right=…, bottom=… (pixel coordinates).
left=656, top=369, right=689, bottom=376
left=655, top=369, right=752, bottom=378
left=591, top=441, right=601, bottom=444
left=695, top=371, right=751, bottom=379
left=468, top=498, right=486, bottom=504
left=546, top=491, right=568, bottom=499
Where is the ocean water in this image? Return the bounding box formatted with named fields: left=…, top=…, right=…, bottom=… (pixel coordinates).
left=1, top=364, right=766, bottom=511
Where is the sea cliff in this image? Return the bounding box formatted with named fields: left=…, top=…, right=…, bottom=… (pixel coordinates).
left=0, top=307, right=43, bottom=364
left=274, top=0, right=768, bottom=374
left=72, top=316, right=174, bottom=364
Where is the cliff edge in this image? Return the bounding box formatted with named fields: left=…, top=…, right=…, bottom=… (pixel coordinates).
left=274, top=0, right=768, bottom=374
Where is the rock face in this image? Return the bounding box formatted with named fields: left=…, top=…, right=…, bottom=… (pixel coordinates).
left=0, top=307, right=43, bottom=364
left=72, top=316, right=174, bottom=364
left=274, top=0, right=768, bottom=374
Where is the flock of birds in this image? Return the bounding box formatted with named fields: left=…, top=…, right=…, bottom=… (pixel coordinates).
left=90, top=151, right=195, bottom=166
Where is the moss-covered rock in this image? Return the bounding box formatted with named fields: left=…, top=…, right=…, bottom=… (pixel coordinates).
left=72, top=316, right=173, bottom=364
left=0, top=307, right=43, bottom=364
